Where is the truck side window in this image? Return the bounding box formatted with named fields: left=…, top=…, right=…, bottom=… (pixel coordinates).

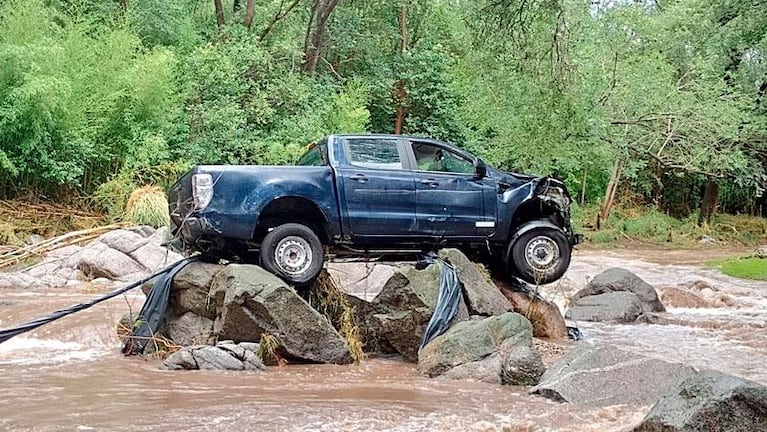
left=347, top=138, right=403, bottom=170
left=297, top=145, right=323, bottom=166
left=412, top=142, right=474, bottom=174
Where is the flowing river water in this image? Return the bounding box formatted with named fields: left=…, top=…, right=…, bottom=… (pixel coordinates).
left=1, top=248, right=765, bottom=431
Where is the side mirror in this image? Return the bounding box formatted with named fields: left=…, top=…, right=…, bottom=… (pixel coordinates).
left=474, top=159, right=487, bottom=179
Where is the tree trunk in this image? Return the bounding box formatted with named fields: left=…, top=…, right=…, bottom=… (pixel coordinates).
left=244, top=0, right=256, bottom=28
left=393, top=3, right=408, bottom=134
left=599, top=157, right=623, bottom=228
left=214, top=0, right=226, bottom=29
left=302, top=0, right=340, bottom=74
left=698, top=180, right=719, bottom=226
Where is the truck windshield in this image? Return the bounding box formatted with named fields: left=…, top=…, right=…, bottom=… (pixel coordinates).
left=297, top=140, right=328, bottom=166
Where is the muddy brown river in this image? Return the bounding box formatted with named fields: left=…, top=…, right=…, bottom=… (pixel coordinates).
left=1, top=249, right=765, bottom=431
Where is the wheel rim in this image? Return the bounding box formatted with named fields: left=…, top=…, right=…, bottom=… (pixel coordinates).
left=524, top=235, right=560, bottom=272
left=274, top=236, right=313, bottom=276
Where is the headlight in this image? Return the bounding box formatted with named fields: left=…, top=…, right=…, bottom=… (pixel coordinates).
left=192, top=173, right=213, bottom=210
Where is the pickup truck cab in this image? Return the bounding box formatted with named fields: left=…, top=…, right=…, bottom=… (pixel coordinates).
left=169, top=134, right=581, bottom=285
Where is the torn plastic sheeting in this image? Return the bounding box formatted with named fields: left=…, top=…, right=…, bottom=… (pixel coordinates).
left=418, top=252, right=463, bottom=352
left=121, top=256, right=199, bottom=355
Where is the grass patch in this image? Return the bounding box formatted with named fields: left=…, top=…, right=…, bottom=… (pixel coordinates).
left=707, top=256, right=767, bottom=281
left=576, top=203, right=767, bottom=247
left=125, top=186, right=170, bottom=228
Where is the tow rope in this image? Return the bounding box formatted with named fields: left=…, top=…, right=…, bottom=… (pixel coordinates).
left=0, top=257, right=197, bottom=345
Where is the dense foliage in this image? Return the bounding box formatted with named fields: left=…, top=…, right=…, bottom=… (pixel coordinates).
left=0, top=0, right=765, bottom=220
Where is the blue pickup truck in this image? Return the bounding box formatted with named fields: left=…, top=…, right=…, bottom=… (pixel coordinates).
left=169, top=134, right=581, bottom=285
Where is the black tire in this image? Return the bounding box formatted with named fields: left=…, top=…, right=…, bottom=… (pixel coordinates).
left=509, top=226, right=571, bottom=285
left=259, top=223, right=324, bottom=285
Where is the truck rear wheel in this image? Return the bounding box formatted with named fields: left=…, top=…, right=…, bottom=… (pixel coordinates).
left=509, top=227, right=570, bottom=285
left=260, top=223, right=324, bottom=285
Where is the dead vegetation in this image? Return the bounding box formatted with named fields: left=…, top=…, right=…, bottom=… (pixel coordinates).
left=0, top=224, right=124, bottom=270
left=309, top=269, right=365, bottom=363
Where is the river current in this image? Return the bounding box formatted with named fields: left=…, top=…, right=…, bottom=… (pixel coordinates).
left=1, top=249, right=764, bottom=431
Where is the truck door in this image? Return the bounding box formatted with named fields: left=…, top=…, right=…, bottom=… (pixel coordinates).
left=338, top=137, right=417, bottom=237
left=408, top=140, right=497, bottom=238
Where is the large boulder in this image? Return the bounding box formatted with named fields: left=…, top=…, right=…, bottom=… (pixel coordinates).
left=438, top=249, right=512, bottom=316
left=633, top=370, right=767, bottom=432
left=160, top=342, right=266, bottom=371
left=493, top=276, right=567, bottom=339
left=164, top=311, right=215, bottom=346
left=417, top=312, right=544, bottom=385
left=565, top=292, right=643, bottom=323
left=367, top=264, right=469, bottom=361
left=168, top=261, right=224, bottom=320
left=209, top=264, right=353, bottom=364
left=530, top=345, right=696, bottom=407
left=573, top=268, right=665, bottom=313
left=658, top=286, right=712, bottom=308
left=78, top=241, right=146, bottom=280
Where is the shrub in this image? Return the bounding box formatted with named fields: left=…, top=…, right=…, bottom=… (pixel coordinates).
left=124, top=186, right=170, bottom=228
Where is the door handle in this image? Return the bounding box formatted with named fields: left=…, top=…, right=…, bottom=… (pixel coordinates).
left=351, top=173, right=368, bottom=183
left=420, top=178, right=439, bottom=187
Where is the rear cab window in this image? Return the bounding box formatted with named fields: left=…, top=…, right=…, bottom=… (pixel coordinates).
left=297, top=139, right=329, bottom=166
left=345, top=138, right=404, bottom=170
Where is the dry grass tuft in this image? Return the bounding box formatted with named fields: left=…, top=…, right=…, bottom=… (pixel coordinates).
left=258, top=333, right=286, bottom=366
left=125, top=186, right=170, bottom=228
left=309, top=269, right=365, bottom=363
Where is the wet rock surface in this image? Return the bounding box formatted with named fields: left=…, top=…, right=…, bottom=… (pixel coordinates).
left=572, top=268, right=665, bottom=313
left=161, top=341, right=266, bottom=371
left=531, top=345, right=696, bottom=407
left=565, top=291, right=643, bottom=323
left=438, top=248, right=512, bottom=316
left=417, top=312, right=545, bottom=385
left=210, top=264, right=353, bottom=364
left=496, top=278, right=568, bottom=339
left=353, top=263, right=470, bottom=362
left=632, top=370, right=767, bottom=432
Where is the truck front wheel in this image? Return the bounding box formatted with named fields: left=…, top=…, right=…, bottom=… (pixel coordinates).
left=260, top=223, right=324, bottom=285
left=509, top=227, right=571, bottom=285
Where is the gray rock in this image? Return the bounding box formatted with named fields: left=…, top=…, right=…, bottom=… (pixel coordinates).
left=417, top=312, right=537, bottom=379
left=441, top=353, right=503, bottom=384
left=165, top=312, right=214, bottom=346
left=344, top=293, right=396, bottom=355
left=127, top=225, right=157, bottom=238
left=438, top=248, right=512, bottom=316
left=168, top=262, right=223, bottom=320
left=530, top=345, right=696, bottom=407
left=327, top=263, right=398, bottom=301
left=97, top=229, right=149, bottom=255
left=755, top=245, right=767, bottom=259
left=633, top=370, right=767, bottom=432
left=77, top=242, right=145, bottom=280
left=25, top=261, right=63, bottom=278
left=148, top=226, right=171, bottom=245
left=211, top=264, right=352, bottom=364
left=565, top=291, right=643, bottom=323
left=373, top=309, right=431, bottom=362
left=129, top=242, right=184, bottom=272
left=501, top=344, right=546, bottom=386
left=573, top=268, right=665, bottom=313
left=369, top=264, right=469, bottom=361
left=160, top=345, right=266, bottom=371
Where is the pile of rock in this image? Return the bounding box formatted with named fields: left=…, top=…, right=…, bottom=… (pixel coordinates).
left=565, top=268, right=665, bottom=323
left=0, top=226, right=183, bottom=289
left=140, top=248, right=567, bottom=388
